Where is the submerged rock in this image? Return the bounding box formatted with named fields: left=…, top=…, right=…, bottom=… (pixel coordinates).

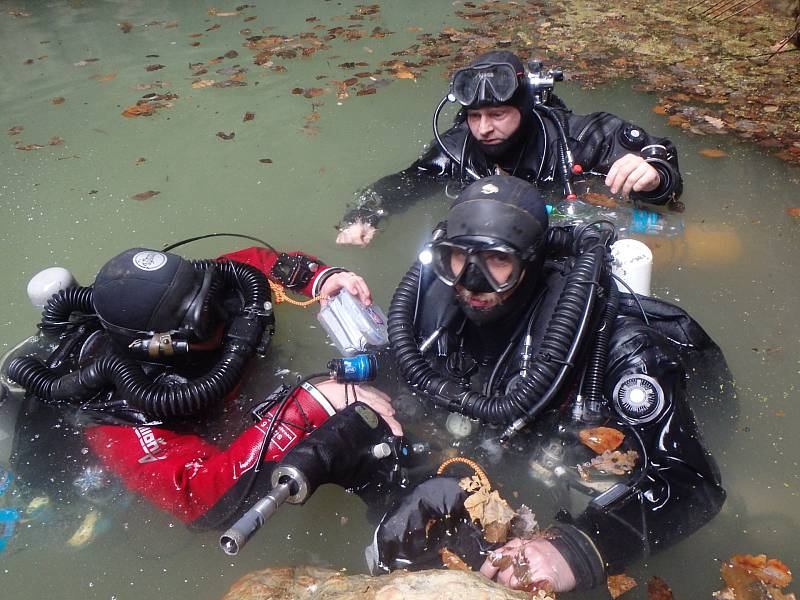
left=223, top=565, right=530, bottom=600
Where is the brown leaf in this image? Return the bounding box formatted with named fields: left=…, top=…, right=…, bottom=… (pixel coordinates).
left=259, top=158, right=273, bottom=164
left=48, top=136, right=64, bottom=146
left=145, top=64, right=165, bottom=72
left=189, top=41, right=201, bottom=47
left=291, top=87, right=304, bottom=95
left=440, top=548, right=472, bottom=572
left=587, top=450, right=639, bottom=475
left=305, top=112, right=320, bottom=122
left=652, top=105, right=668, bottom=115
left=16, top=143, right=44, bottom=151
left=51, top=97, right=65, bottom=105
left=356, top=87, right=376, bottom=96
left=191, top=79, right=216, bottom=89
left=224, top=50, right=239, bottom=58
left=787, top=208, right=800, bottom=217
left=666, top=114, right=687, bottom=127
left=727, top=554, right=793, bottom=588
left=89, top=73, right=117, bottom=82
left=579, top=427, right=625, bottom=454
left=647, top=576, right=673, bottom=600
left=243, top=15, right=256, bottom=22
left=608, top=574, right=638, bottom=599
left=118, top=20, right=133, bottom=33
left=131, top=191, right=160, bottom=201
left=303, top=87, right=325, bottom=98
left=122, top=103, right=157, bottom=117
left=243, top=111, right=255, bottom=121
left=8, top=126, right=24, bottom=136
left=699, top=148, right=728, bottom=158
left=216, top=131, right=235, bottom=140
left=206, top=23, right=222, bottom=32
left=136, top=157, right=146, bottom=165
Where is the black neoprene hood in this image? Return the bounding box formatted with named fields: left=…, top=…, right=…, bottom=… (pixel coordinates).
left=446, top=175, right=549, bottom=254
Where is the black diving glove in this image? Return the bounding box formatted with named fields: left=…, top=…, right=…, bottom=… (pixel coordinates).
left=278, top=401, right=399, bottom=498
left=365, top=476, right=488, bottom=574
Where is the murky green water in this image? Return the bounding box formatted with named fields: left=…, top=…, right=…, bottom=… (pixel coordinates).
left=1, top=2, right=798, bottom=599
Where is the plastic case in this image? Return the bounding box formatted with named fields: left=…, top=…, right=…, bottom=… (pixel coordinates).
left=317, top=290, right=389, bottom=356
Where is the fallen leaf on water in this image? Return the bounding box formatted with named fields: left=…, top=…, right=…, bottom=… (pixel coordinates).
left=189, top=33, right=204, bottom=38
left=703, top=115, right=726, bottom=129
left=699, top=148, right=728, bottom=158
left=243, top=111, right=255, bottom=121
left=121, top=103, right=157, bottom=117
left=394, top=69, right=416, bottom=80
left=440, top=548, right=471, bottom=572
left=206, top=24, right=222, bottom=32
left=582, top=192, right=617, bottom=208
left=303, top=87, right=325, bottom=97
left=259, top=158, right=273, bottom=164
left=407, top=26, right=423, bottom=32
left=145, top=64, right=165, bottom=71
left=73, top=58, right=99, bottom=67
left=57, top=155, right=80, bottom=160
left=608, top=573, right=638, bottom=599
left=118, top=20, right=133, bottom=33
left=586, top=450, right=639, bottom=475
left=244, top=15, right=257, bottom=22
left=191, top=79, right=216, bottom=88
left=48, top=136, right=64, bottom=146
left=579, top=427, right=625, bottom=454
left=208, top=8, right=239, bottom=17
left=51, top=97, right=65, bottom=105
left=787, top=208, right=800, bottom=217
left=508, top=505, right=539, bottom=540
left=726, top=554, right=793, bottom=588
left=291, top=87, right=304, bottom=95
left=90, top=73, right=117, bottom=82
left=463, top=488, right=516, bottom=543
left=131, top=191, right=160, bottom=201
left=8, top=126, right=24, bottom=136
left=647, top=576, right=673, bottom=600
left=8, top=9, right=32, bottom=17
left=356, top=86, right=376, bottom=96
left=136, top=157, right=146, bottom=165
left=16, top=143, right=44, bottom=151
left=216, top=131, right=235, bottom=140
left=224, top=49, right=239, bottom=58
left=305, top=112, right=320, bottom=122
left=667, top=114, right=687, bottom=127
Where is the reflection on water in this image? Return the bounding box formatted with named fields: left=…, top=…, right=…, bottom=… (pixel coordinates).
left=1, top=2, right=798, bottom=599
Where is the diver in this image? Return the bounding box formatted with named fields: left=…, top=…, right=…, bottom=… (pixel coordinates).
left=1, top=241, right=401, bottom=542
left=370, top=176, right=725, bottom=593
left=336, top=50, right=683, bottom=247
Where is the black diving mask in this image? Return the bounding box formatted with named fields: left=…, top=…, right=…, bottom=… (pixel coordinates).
left=450, top=62, right=522, bottom=107
left=431, top=237, right=526, bottom=293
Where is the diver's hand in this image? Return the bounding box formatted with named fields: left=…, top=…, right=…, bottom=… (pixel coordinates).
left=335, top=220, right=378, bottom=247
left=319, top=270, right=372, bottom=306
left=480, top=537, right=577, bottom=593
left=605, top=153, right=660, bottom=196
left=314, top=380, right=403, bottom=436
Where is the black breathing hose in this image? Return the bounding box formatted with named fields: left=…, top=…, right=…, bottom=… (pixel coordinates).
left=580, top=283, right=619, bottom=407
left=389, top=225, right=613, bottom=432
left=40, top=286, right=94, bottom=334
left=8, top=259, right=273, bottom=421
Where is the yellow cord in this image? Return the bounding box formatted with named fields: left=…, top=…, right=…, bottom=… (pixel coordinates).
left=268, top=279, right=327, bottom=308
left=437, top=457, right=491, bottom=492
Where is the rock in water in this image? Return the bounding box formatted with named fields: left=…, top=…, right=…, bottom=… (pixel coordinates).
left=223, top=565, right=531, bottom=600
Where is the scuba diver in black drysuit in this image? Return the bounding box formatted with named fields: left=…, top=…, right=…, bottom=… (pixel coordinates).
left=370, top=175, right=725, bottom=593
left=336, top=50, right=683, bottom=246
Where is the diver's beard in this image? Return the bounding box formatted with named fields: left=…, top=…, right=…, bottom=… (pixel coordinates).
left=456, top=290, right=517, bottom=325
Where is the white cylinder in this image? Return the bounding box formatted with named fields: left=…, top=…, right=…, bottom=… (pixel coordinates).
left=611, top=239, right=653, bottom=297
left=27, top=267, right=78, bottom=308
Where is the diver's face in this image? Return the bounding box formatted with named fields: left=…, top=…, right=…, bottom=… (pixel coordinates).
left=450, top=249, right=520, bottom=310
left=466, top=106, right=521, bottom=145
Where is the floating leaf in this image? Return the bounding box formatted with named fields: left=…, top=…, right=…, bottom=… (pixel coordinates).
left=243, top=15, right=256, bottom=22
left=291, top=87, right=304, bottom=95
left=699, top=148, right=728, bottom=158
left=243, top=111, right=255, bottom=121
left=16, top=143, right=44, bottom=151
left=191, top=79, right=216, bottom=88
left=303, top=87, right=325, bottom=97
left=224, top=50, right=239, bottom=58
left=136, top=157, right=146, bottom=165
left=582, top=192, right=617, bottom=208
left=131, top=190, right=160, bottom=201
left=579, top=427, right=625, bottom=454
left=259, top=158, right=273, bottom=164
left=652, top=105, right=668, bottom=115
left=145, top=64, right=165, bottom=71
left=646, top=576, right=673, bottom=600
left=608, top=574, right=638, bottom=599
left=48, top=136, right=64, bottom=146
left=508, top=505, right=538, bottom=540
left=206, top=24, right=222, bottom=32
left=586, top=450, right=639, bottom=475
left=51, top=96, right=65, bottom=105
left=8, top=126, right=24, bottom=136
left=440, top=548, right=471, bottom=572
left=216, top=131, right=235, bottom=140
left=703, top=115, right=726, bottom=129
left=118, top=20, right=133, bottom=33
left=787, top=208, right=800, bottom=217
left=356, top=86, right=376, bottom=96
left=725, top=554, right=793, bottom=589
left=207, top=8, right=239, bottom=17
left=121, top=103, right=157, bottom=117
left=89, top=73, right=117, bottom=82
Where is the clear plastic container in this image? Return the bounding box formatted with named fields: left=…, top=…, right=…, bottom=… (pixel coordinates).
left=317, top=289, right=389, bottom=356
